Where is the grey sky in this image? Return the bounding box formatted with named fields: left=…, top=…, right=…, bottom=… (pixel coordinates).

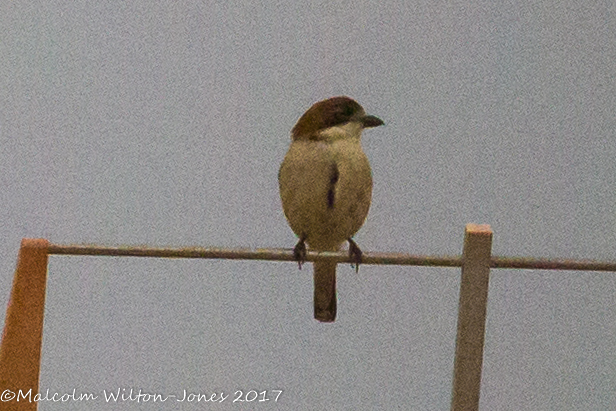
left=1, top=1, right=615, bottom=410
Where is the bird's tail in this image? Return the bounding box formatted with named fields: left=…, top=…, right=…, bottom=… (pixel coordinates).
left=313, top=260, right=337, bottom=322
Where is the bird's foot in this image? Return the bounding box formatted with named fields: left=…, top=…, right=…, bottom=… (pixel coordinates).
left=348, top=238, right=362, bottom=273
left=293, top=237, right=307, bottom=269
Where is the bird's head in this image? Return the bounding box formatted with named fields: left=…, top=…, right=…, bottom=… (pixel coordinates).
left=291, top=96, right=384, bottom=141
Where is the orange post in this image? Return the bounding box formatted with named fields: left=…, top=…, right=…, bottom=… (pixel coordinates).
left=0, top=239, right=49, bottom=410
left=451, top=224, right=493, bottom=411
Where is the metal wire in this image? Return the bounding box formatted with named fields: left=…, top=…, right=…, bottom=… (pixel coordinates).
left=47, top=244, right=616, bottom=272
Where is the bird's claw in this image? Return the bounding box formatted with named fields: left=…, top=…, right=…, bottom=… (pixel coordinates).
left=293, top=237, right=307, bottom=269
left=348, top=238, right=362, bottom=273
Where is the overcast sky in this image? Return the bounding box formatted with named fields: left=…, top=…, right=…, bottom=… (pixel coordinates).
left=1, top=1, right=615, bottom=410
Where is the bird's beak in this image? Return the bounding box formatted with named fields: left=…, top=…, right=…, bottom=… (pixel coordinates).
left=361, top=115, right=384, bottom=128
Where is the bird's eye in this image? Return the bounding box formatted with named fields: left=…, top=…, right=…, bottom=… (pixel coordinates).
left=343, top=105, right=354, bottom=116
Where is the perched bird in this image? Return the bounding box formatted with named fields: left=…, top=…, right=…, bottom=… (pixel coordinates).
left=278, top=96, right=383, bottom=322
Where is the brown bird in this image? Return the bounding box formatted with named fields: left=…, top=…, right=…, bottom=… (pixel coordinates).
left=279, top=96, right=383, bottom=322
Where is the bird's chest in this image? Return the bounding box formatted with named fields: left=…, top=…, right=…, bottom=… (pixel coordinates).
left=279, top=140, right=372, bottom=247
left=299, top=140, right=371, bottom=205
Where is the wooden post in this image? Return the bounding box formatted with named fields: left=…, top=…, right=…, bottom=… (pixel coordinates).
left=451, top=224, right=492, bottom=411
left=0, top=239, right=49, bottom=411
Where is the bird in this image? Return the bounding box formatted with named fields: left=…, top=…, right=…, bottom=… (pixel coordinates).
left=278, top=96, right=383, bottom=322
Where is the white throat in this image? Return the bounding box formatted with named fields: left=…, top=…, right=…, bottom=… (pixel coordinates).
left=317, top=121, right=364, bottom=142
